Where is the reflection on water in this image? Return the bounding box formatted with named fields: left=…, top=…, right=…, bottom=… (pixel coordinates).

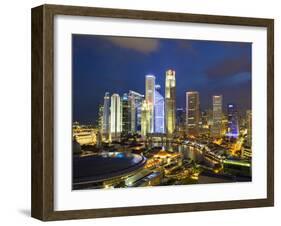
left=178, top=145, right=203, bottom=162
left=149, top=143, right=203, bottom=163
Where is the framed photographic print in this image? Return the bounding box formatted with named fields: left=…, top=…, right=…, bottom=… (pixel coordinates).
left=31, top=4, right=274, bottom=221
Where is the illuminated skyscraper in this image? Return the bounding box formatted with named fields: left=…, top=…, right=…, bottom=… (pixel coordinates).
left=199, top=111, right=209, bottom=135
left=200, top=111, right=208, bottom=127
left=226, top=104, right=239, bottom=138
left=128, top=90, right=144, bottom=133
left=242, top=109, right=252, bottom=159
left=206, top=108, right=213, bottom=127
left=211, top=95, right=223, bottom=138
left=246, top=110, right=252, bottom=145
left=121, top=93, right=130, bottom=133
left=145, top=75, right=155, bottom=133
left=186, top=91, right=200, bottom=136
left=102, top=92, right=110, bottom=139
left=176, top=108, right=186, bottom=132
left=165, top=69, right=176, bottom=135
left=154, top=85, right=165, bottom=133
left=141, top=100, right=150, bottom=137
left=97, top=104, right=104, bottom=133
left=110, top=94, right=122, bottom=139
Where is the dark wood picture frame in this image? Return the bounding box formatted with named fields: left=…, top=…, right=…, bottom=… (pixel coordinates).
left=31, top=4, right=274, bottom=221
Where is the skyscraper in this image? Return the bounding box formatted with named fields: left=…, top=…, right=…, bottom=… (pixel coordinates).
left=145, top=75, right=155, bottom=133
left=211, top=95, right=223, bottom=138
left=141, top=100, right=150, bottom=137
left=128, top=90, right=144, bottom=133
left=102, top=92, right=110, bottom=139
left=246, top=110, right=252, bottom=145
left=242, top=109, right=252, bottom=159
left=200, top=111, right=208, bottom=127
left=186, top=91, right=200, bottom=136
left=199, top=111, right=209, bottom=135
left=226, top=104, right=239, bottom=138
left=165, top=69, right=176, bottom=135
left=206, top=108, right=213, bottom=127
left=176, top=108, right=186, bottom=132
left=110, top=94, right=122, bottom=139
left=154, top=85, right=165, bottom=133
left=97, top=104, right=104, bottom=133
left=121, top=93, right=130, bottom=133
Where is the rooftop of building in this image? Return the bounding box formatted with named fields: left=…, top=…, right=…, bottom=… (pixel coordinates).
left=73, top=152, right=147, bottom=186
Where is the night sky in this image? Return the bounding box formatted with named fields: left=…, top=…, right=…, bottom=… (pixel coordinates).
left=72, top=34, right=252, bottom=124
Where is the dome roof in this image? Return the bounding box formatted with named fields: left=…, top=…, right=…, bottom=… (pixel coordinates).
left=154, top=149, right=177, bottom=157
left=73, top=152, right=146, bottom=185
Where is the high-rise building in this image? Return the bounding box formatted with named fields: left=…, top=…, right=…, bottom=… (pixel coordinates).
left=128, top=90, right=144, bottom=133
left=121, top=93, right=130, bottom=133
left=145, top=75, right=155, bottom=133
left=110, top=94, right=122, bottom=139
left=211, top=95, right=223, bottom=138
left=246, top=110, right=252, bottom=145
left=97, top=104, right=104, bottom=132
left=102, top=92, right=110, bottom=139
left=186, top=91, right=200, bottom=136
left=206, top=108, right=213, bottom=127
left=242, top=110, right=252, bottom=159
left=154, top=85, right=165, bottom=133
left=199, top=111, right=209, bottom=135
left=221, top=112, right=228, bottom=135
left=165, top=69, right=176, bottom=135
left=200, top=111, right=208, bottom=127
left=141, top=100, right=150, bottom=137
left=176, top=108, right=186, bottom=132
left=226, top=104, right=239, bottom=138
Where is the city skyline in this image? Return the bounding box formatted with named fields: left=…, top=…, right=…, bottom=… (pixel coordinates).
left=72, top=34, right=252, bottom=190
left=72, top=35, right=252, bottom=124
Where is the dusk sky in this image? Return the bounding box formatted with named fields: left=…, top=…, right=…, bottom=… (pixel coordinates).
left=72, top=34, right=252, bottom=124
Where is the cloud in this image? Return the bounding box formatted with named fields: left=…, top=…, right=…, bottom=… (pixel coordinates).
left=206, top=55, right=251, bottom=78
left=220, top=41, right=252, bottom=49
left=210, top=72, right=251, bottom=89
left=175, top=40, right=198, bottom=56
left=177, top=40, right=193, bottom=49
left=105, top=37, right=160, bottom=54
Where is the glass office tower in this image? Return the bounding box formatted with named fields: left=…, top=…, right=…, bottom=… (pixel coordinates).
left=186, top=91, right=200, bottom=136
left=226, top=104, right=239, bottom=138
left=110, top=94, right=122, bottom=139
left=154, top=86, right=165, bottom=133
left=145, top=75, right=155, bottom=133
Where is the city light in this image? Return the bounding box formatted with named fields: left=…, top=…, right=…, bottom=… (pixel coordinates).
left=72, top=69, right=252, bottom=190
left=72, top=36, right=252, bottom=190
